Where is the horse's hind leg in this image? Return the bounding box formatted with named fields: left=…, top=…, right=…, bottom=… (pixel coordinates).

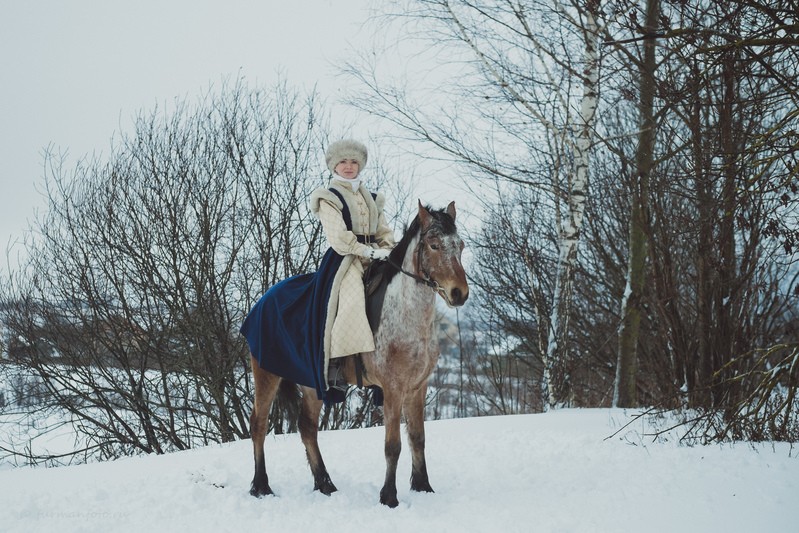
left=404, top=384, right=434, bottom=493
left=249, top=359, right=281, bottom=497
left=298, top=386, right=337, bottom=495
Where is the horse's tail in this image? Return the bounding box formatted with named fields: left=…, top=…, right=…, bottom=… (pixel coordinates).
left=271, top=379, right=301, bottom=434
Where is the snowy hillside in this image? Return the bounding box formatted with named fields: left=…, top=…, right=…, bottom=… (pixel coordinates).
left=0, top=409, right=795, bottom=533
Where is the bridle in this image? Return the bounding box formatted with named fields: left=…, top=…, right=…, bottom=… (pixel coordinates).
left=385, top=227, right=451, bottom=303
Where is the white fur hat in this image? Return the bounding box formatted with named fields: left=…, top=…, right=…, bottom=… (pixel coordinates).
left=325, top=139, right=368, bottom=174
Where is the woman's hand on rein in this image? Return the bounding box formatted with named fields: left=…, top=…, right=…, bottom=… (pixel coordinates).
left=370, top=248, right=391, bottom=261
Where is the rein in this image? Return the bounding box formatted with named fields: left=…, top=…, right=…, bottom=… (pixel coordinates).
left=386, top=257, right=437, bottom=288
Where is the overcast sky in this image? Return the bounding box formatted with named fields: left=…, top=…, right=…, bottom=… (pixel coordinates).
left=0, top=0, right=387, bottom=263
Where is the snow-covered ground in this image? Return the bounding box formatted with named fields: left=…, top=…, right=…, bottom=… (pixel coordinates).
left=0, top=409, right=795, bottom=533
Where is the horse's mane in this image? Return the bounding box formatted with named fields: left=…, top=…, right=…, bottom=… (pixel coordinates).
left=383, top=205, right=456, bottom=285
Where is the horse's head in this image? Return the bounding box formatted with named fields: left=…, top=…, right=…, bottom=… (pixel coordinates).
left=415, top=201, right=469, bottom=307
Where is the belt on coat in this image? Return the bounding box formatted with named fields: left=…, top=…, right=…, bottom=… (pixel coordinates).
left=356, top=234, right=376, bottom=244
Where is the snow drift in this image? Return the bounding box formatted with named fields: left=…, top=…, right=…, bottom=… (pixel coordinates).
left=0, top=409, right=795, bottom=533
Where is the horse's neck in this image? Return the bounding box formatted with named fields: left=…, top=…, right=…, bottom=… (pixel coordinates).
left=386, top=235, right=436, bottom=324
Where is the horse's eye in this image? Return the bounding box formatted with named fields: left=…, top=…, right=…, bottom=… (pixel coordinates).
left=429, top=243, right=440, bottom=251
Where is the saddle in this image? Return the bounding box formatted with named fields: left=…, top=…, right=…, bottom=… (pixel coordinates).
left=364, top=260, right=390, bottom=333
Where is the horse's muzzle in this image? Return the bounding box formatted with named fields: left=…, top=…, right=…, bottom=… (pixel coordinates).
left=449, top=286, right=469, bottom=307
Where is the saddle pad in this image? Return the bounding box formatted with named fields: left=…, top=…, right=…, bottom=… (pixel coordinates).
left=364, top=261, right=389, bottom=332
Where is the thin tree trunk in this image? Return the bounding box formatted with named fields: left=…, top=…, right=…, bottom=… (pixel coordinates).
left=715, top=45, right=739, bottom=409
left=690, top=55, right=714, bottom=408
left=614, top=0, right=660, bottom=408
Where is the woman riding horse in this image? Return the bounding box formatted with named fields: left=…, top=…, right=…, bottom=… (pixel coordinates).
left=242, top=174, right=469, bottom=508
left=241, top=139, right=468, bottom=507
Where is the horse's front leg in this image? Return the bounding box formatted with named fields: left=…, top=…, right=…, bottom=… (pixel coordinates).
left=380, top=388, right=403, bottom=508
left=298, top=386, right=337, bottom=495
left=404, top=383, right=434, bottom=493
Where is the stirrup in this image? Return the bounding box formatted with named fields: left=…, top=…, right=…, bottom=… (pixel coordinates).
left=328, top=360, right=349, bottom=392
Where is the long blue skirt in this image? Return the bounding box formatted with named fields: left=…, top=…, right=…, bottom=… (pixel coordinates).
left=240, top=249, right=344, bottom=403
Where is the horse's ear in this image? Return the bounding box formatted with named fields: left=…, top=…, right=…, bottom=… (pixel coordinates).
left=418, top=200, right=432, bottom=229
left=446, top=201, right=456, bottom=221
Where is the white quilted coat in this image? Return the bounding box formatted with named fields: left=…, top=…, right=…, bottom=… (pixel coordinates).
left=309, top=181, right=395, bottom=368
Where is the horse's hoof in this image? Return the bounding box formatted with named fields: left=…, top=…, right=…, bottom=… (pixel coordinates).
left=249, top=483, right=274, bottom=498
left=380, top=487, right=399, bottom=508
left=315, top=480, right=338, bottom=496
left=313, top=471, right=338, bottom=496
left=411, top=481, right=434, bottom=493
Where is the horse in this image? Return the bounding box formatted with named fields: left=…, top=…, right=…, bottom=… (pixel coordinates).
left=248, top=200, right=469, bottom=507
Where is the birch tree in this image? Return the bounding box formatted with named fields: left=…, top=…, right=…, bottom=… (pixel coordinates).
left=543, top=0, right=600, bottom=409
left=346, top=0, right=602, bottom=409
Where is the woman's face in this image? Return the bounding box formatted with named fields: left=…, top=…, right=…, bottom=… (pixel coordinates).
left=334, top=159, right=360, bottom=179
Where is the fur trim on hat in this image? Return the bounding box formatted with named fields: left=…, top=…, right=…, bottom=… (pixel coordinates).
left=325, top=139, right=368, bottom=174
